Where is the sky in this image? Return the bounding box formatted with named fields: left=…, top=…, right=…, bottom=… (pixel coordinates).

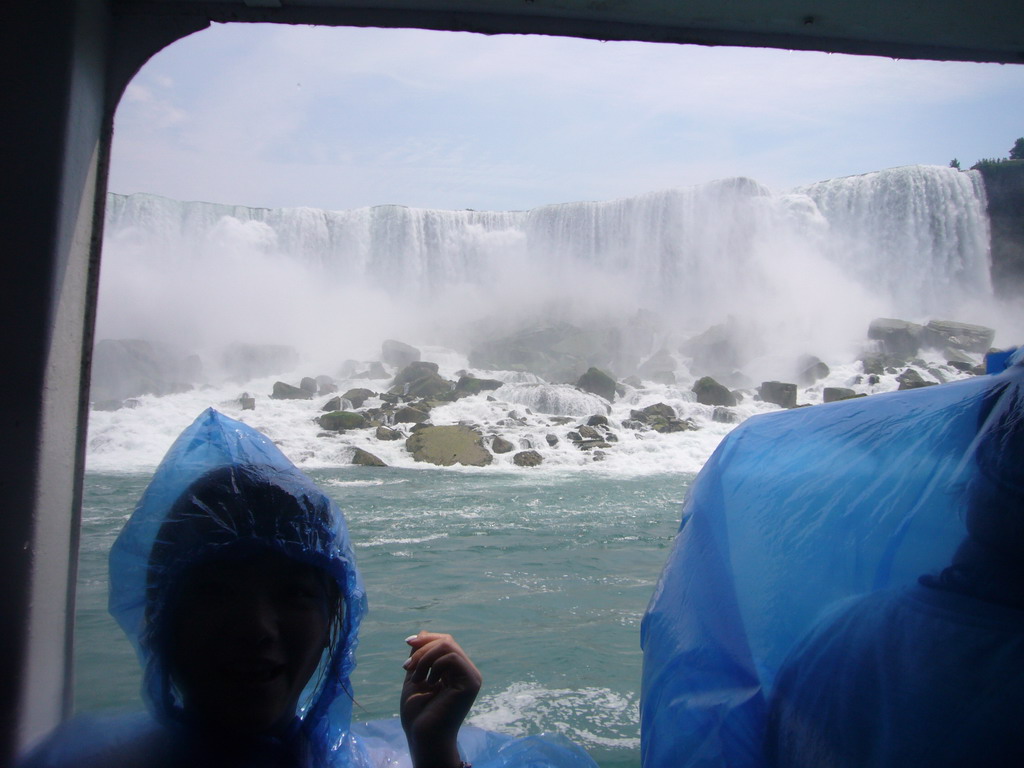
left=109, top=22, right=1024, bottom=212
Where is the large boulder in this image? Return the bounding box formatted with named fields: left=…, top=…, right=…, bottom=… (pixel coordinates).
left=513, top=450, right=543, bottom=467
left=923, top=320, right=995, bottom=353
left=315, top=375, right=337, bottom=395
left=351, top=448, right=386, bottom=467
left=896, top=369, right=937, bottom=390
left=300, top=377, right=318, bottom=396
left=796, top=355, right=830, bottom=386
left=759, top=381, right=797, bottom=408
left=238, top=392, right=256, bottom=411
left=679, top=320, right=744, bottom=378
left=354, top=362, right=389, bottom=380
left=319, top=410, right=368, bottom=430
left=91, top=339, right=203, bottom=402
left=376, top=425, right=404, bottom=441
left=823, top=387, right=861, bottom=403
left=341, top=388, right=375, bottom=408
left=453, top=375, right=504, bottom=398
left=393, top=406, right=430, bottom=424
left=271, top=381, right=312, bottom=400
left=405, top=425, right=493, bottom=467
left=631, top=403, right=676, bottom=422
left=867, top=318, right=924, bottom=360
left=577, top=367, right=616, bottom=402
left=491, top=436, right=515, bottom=454
left=222, top=342, right=298, bottom=382
left=637, top=349, right=678, bottom=382
left=692, top=376, right=737, bottom=407
left=382, top=339, right=421, bottom=369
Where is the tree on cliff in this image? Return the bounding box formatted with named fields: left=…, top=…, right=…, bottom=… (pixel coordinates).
left=1010, top=137, right=1024, bottom=161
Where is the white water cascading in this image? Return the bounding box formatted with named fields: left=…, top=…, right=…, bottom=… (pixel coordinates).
left=99, top=165, right=1001, bottom=378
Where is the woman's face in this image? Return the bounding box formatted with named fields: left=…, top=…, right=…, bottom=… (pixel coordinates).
left=165, top=550, right=334, bottom=735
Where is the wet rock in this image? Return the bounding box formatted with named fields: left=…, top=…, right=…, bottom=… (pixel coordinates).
left=91, top=339, right=203, bottom=402
left=631, top=403, right=676, bottom=422
left=271, top=381, right=312, bottom=400
left=679, top=320, right=744, bottom=379
left=711, top=407, right=738, bottom=424
left=868, top=318, right=924, bottom=359
left=513, top=450, right=543, bottom=467
left=576, top=439, right=612, bottom=450
left=354, top=362, right=389, bottom=379
left=391, top=362, right=453, bottom=399
left=567, top=430, right=582, bottom=442
left=897, top=369, right=937, bottom=390
left=692, top=376, right=737, bottom=407
left=376, top=425, right=404, bottom=441
left=586, top=414, right=610, bottom=428
left=652, top=418, right=698, bottom=434
left=545, top=433, right=559, bottom=446
left=924, top=320, right=995, bottom=353
left=341, top=388, right=375, bottom=409
left=316, top=375, right=337, bottom=395
left=797, top=355, right=830, bottom=386
left=823, top=387, right=862, bottom=403
left=300, top=377, right=318, bottom=396
left=620, top=419, right=646, bottom=431
left=319, top=410, right=368, bottom=430
left=491, top=436, right=515, bottom=454
left=405, top=425, right=493, bottom=467
left=759, top=381, right=797, bottom=408
left=393, top=406, right=430, bottom=424
left=453, top=375, right=504, bottom=397
left=577, top=367, right=617, bottom=402
left=382, top=339, right=421, bottom=368
left=578, top=425, right=602, bottom=440
left=239, top=393, right=256, bottom=411
left=351, top=448, right=386, bottom=467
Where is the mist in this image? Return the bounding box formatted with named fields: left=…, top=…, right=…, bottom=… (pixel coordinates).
left=95, top=165, right=1021, bottom=387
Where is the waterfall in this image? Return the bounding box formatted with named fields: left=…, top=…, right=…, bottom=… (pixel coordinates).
left=100, top=166, right=997, bottom=373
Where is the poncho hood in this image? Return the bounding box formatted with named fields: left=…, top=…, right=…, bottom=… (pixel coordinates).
left=109, top=408, right=367, bottom=764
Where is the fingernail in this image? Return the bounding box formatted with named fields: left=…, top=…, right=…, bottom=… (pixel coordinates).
left=402, top=657, right=414, bottom=670
left=405, top=635, right=418, bottom=644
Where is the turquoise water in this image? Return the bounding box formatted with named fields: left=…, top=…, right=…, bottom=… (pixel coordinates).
left=75, top=468, right=691, bottom=767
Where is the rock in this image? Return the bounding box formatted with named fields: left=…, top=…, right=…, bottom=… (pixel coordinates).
left=319, top=411, right=368, bottom=430
left=896, top=369, right=937, bottom=390
left=621, top=419, right=646, bottom=431
left=631, top=403, right=676, bottom=422
left=861, top=354, right=905, bottom=375
left=651, top=418, right=698, bottom=434
left=577, top=367, right=617, bottom=402
left=923, top=320, right=995, bottom=353
left=405, top=425, right=493, bottom=467
left=586, top=415, right=609, bottom=428
left=222, top=342, right=298, bottom=382
left=623, top=375, right=643, bottom=388
left=381, top=339, right=421, bottom=369
left=393, top=406, right=430, bottom=424
left=567, top=431, right=582, bottom=442
left=679, top=320, right=744, bottom=378
left=354, top=362, right=389, bottom=379
left=453, top=375, right=504, bottom=397
left=513, top=450, right=543, bottom=467
left=339, top=360, right=359, bottom=377
left=575, top=439, right=611, bottom=450
left=316, top=375, right=337, bottom=395
left=238, top=393, right=256, bottom=411
left=692, top=376, right=737, bottom=407
left=351, top=448, right=386, bottom=467
left=578, top=425, right=602, bottom=440
left=797, top=355, right=830, bottom=385
left=711, top=407, right=737, bottom=424
left=376, top=426, right=403, bottom=440
left=823, top=387, right=862, bottom=403
left=299, top=377, right=318, bottom=395
left=867, top=318, right=924, bottom=359
left=91, top=339, right=203, bottom=402
left=637, top=349, right=678, bottom=381
left=391, top=362, right=453, bottom=399
left=322, top=396, right=343, bottom=411
left=545, top=433, right=559, bottom=446
left=341, top=388, right=375, bottom=408
left=759, top=381, right=797, bottom=408
left=944, top=348, right=976, bottom=367
left=491, top=436, right=515, bottom=454
left=271, top=381, right=312, bottom=400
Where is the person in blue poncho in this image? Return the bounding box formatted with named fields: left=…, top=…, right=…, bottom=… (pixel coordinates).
left=764, top=381, right=1024, bottom=767
left=23, top=409, right=595, bottom=768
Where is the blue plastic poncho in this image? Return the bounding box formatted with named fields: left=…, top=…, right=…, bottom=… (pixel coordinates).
left=640, top=348, right=1024, bottom=768
left=24, top=408, right=597, bottom=768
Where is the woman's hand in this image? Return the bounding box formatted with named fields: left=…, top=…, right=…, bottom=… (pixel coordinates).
left=400, top=631, right=482, bottom=768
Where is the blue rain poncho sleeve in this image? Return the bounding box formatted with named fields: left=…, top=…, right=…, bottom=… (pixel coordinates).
left=23, top=408, right=597, bottom=768
left=640, top=348, right=1024, bottom=768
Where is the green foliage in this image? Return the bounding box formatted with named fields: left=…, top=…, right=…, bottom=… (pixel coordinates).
left=949, top=158, right=961, bottom=169
left=1010, top=137, right=1024, bottom=161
